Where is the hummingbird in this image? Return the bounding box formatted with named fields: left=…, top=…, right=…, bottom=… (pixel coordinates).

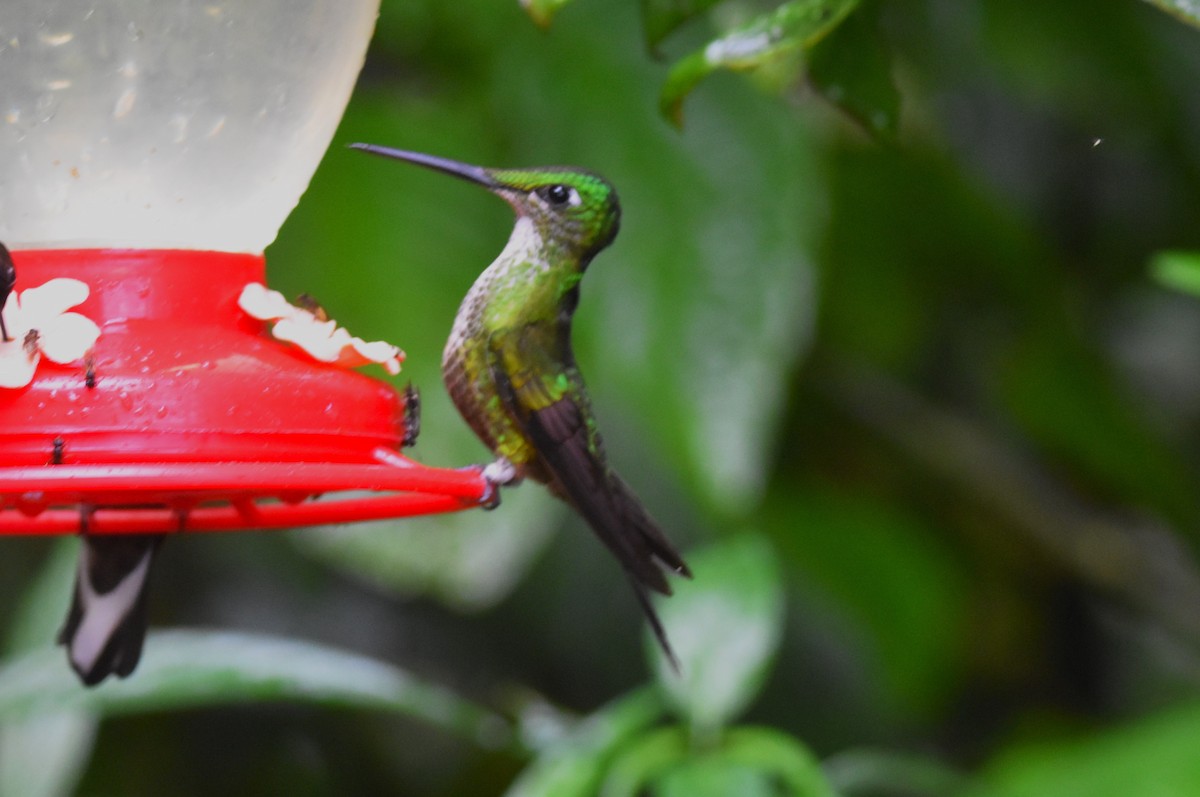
left=351, top=144, right=692, bottom=666
left=0, top=241, right=15, bottom=342
left=58, top=525, right=164, bottom=686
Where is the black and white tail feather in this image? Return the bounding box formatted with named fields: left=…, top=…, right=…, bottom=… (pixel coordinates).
left=58, top=535, right=164, bottom=686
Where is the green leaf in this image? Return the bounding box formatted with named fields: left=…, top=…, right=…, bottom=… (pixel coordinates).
left=824, top=748, right=969, bottom=796
left=1140, top=0, right=1200, bottom=29
left=601, top=726, right=690, bottom=797
left=976, top=702, right=1200, bottom=797
left=520, top=0, right=576, bottom=29
left=648, top=535, right=785, bottom=734
left=601, top=726, right=833, bottom=797
left=506, top=689, right=667, bottom=797
left=640, top=0, right=724, bottom=50
left=0, top=715, right=95, bottom=797
left=1151, top=250, right=1200, bottom=298
left=0, top=540, right=96, bottom=797
left=4, top=540, right=77, bottom=655
left=661, top=0, right=861, bottom=126
left=0, top=630, right=511, bottom=748
left=656, top=759, right=782, bottom=797
left=807, top=1, right=899, bottom=140
left=716, top=727, right=834, bottom=796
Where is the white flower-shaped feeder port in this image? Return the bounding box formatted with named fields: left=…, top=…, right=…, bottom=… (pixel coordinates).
left=238, top=283, right=404, bottom=375
left=0, top=279, right=101, bottom=389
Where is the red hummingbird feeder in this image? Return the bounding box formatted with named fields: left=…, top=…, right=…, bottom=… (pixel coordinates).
left=0, top=2, right=490, bottom=536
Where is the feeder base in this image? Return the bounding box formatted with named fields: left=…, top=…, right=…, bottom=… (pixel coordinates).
left=0, top=249, right=488, bottom=534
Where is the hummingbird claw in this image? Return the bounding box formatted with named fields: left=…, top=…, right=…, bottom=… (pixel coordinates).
left=480, top=480, right=502, bottom=511
left=478, top=458, right=522, bottom=510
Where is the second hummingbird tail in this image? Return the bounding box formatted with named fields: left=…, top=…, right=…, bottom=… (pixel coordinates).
left=58, top=533, right=164, bottom=686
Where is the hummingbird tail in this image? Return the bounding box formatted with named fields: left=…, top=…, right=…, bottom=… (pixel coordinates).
left=607, top=473, right=691, bottom=592
left=568, top=473, right=689, bottom=668
left=59, top=534, right=164, bottom=686
left=632, top=579, right=681, bottom=673
left=488, top=363, right=691, bottom=664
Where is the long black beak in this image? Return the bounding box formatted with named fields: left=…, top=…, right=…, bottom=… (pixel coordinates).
left=349, top=143, right=499, bottom=190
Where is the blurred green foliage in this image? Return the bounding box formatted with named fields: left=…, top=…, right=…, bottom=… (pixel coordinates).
left=4, top=0, right=1200, bottom=794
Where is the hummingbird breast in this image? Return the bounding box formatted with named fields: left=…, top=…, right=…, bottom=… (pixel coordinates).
left=441, top=274, right=540, bottom=472
left=441, top=217, right=565, bottom=476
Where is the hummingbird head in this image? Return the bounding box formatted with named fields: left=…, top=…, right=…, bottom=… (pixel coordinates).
left=351, top=144, right=621, bottom=261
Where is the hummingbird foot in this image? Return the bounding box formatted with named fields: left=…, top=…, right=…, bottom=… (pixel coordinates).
left=479, top=457, right=523, bottom=509
left=483, top=457, right=522, bottom=485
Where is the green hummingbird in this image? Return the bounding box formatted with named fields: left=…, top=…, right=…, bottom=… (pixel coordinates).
left=351, top=144, right=692, bottom=666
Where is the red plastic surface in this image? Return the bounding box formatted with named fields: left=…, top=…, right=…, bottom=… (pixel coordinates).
left=0, top=249, right=489, bottom=534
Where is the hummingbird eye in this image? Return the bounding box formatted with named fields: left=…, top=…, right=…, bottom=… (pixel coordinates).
left=539, top=184, right=575, bottom=207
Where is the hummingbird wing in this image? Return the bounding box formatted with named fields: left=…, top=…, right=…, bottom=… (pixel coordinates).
left=58, top=534, right=164, bottom=686
left=488, top=331, right=691, bottom=663
left=489, top=330, right=690, bottom=587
